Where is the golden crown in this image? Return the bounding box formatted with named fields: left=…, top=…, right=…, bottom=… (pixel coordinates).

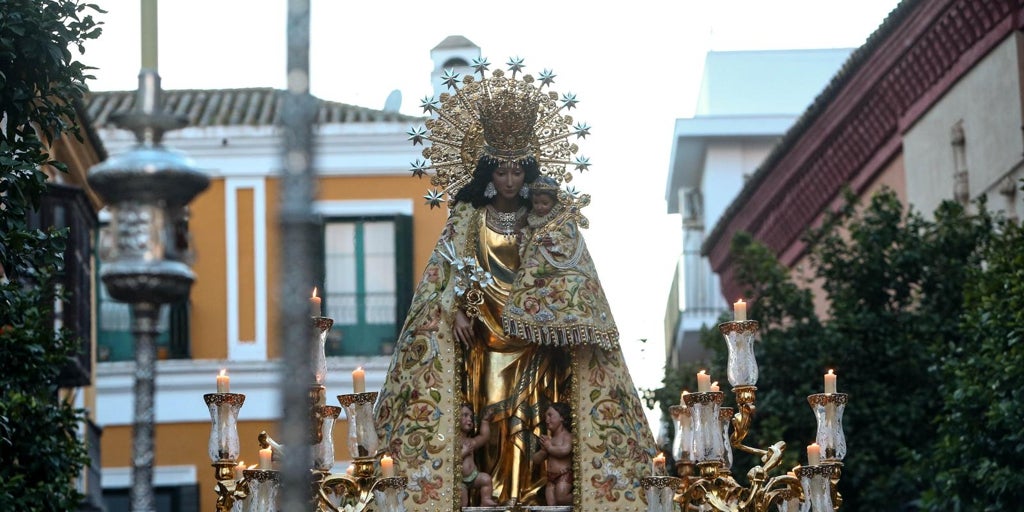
left=529, top=176, right=560, bottom=193
left=408, top=57, right=593, bottom=208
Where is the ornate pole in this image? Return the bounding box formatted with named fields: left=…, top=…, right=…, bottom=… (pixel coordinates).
left=280, top=0, right=319, bottom=510
left=88, top=69, right=208, bottom=511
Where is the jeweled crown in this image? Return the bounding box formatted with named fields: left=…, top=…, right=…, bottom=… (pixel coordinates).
left=478, top=78, right=540, bottom=162
left=408, top=57, right=593, bottom=208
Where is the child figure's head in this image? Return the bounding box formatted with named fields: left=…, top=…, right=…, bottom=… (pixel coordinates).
left=460, top=403, right=476, bottom=434
left=530, top=176, right=561, bottom=216
left=545, top=402, right=572, bottom=432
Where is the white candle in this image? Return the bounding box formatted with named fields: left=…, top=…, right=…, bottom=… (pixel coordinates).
left=697, top=370, right=711, bottom=393
left=733, top=299, right=747, bottom=321
left=310, top=287, right=322, bottom=317
left=140, top=0, right=158, bottom=70
left=381, top=454, right=395, bottom=477
left=652, top=452, right=666, bottom=475
left=259, top=447, right=273, bottom=469
left=234, top=460, right=246, bottom=480
left=353, top=366, right=366, bottom=393
left=216, top=369, right=230, bottom=393
left=807, top=443, right=821, bottom=466
left=824, top=369, right=837, bottom=394
left=709, top=381, right=720, bottom=392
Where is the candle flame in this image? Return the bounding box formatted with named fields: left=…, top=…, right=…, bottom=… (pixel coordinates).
left=698, top=369, right=707, bottom=376
left=711, top=381, right=719, bottom=387
left=827, top=369, right=835, bottom=375
left=312, top=286, right=318, bottom=299
left=219, top=368, right=227, bottom=377
left=248, top=464, right=258, bottom=470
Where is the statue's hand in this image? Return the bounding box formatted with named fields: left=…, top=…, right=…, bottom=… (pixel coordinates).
left=454, top=309, right=473, bottom=348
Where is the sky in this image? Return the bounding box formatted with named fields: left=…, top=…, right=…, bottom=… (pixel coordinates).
left=83, top=0, right=901, bottom=406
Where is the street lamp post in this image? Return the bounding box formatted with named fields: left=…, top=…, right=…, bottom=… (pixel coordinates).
left=88, top=70, right=209, bottom=511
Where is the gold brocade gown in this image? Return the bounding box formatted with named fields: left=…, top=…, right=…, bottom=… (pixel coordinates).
left=464, top=207, right=570, bottom=504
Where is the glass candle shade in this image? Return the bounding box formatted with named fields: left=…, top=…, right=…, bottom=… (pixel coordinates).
left=683, top=392, right=725, bottom=463
left=719, top=407, right=734, bottom=471
left=808, top=393, right=848, bottom=462
left=243, top=469, right=280, bottom=512
left=641, top=476, right=682, bottom=512
left=372, top=477, right=409, bottom=512
left=775, top=489, right=801, bottom=512
left=669, top=404, right=694, bottom=463
left=721, top=321, right=759, bottom=387
left=205, top=393, right=245, bottom=462
left=312, top=317, right=333, bottom=385
left=338, top=392, right=379, bottom=458
left=313, top=405, right=342, bottom=471
left=797, top=465, right=836, bottom=512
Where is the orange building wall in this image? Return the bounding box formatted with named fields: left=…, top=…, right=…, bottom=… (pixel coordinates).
left=190, top=179, right=229, bottom=360
left=185, top=175, right=447, bottom=360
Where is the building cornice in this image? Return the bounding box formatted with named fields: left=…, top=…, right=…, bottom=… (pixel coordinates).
left=703, top=0, right=1020, bottom=300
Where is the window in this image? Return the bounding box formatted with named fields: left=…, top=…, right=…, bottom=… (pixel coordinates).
left=322, top=215, right=412, bottom=356
left=103, top=485, right=199, bottom=512
left=95, top=221, right=191, bottom=362
left=27, top=184, right=96, bottom=387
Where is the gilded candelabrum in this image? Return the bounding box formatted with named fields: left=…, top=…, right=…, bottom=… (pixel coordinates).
left=643, top=317, right=848, bottom=512
left=207, top=314, right=407, bottom=512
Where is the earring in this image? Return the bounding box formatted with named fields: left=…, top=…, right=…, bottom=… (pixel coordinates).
left=519, top=185, right=530, bottom=198
left=484, top=182, right=497, bottom=198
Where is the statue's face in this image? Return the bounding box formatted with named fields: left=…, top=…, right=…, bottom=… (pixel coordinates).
left=491, top=164, right=525, bottom=201
left=545, top=406, right=564, bottom=430
left=460, top=406, right=475, bottom=433
left=531, top=193, right=556, bottom=216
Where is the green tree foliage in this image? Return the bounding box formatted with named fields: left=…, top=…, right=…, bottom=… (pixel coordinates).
left=653, top=188, right=1012, bottom=511
left=809, top=192, right=992, bottom=510
left=922, top=216, right=1024, bottom=510
left=0, top=0, right=103, bottom=509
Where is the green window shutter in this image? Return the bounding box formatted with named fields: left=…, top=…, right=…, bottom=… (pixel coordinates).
left=323, top=215, right=412, bottom=356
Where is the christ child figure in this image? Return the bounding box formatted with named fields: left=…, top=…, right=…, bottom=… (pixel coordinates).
left=532, top=402, right=573, bottom=506
left=459, top=403, right=498, bottom=507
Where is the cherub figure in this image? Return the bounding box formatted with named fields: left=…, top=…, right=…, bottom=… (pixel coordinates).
left=460, top=403, right=498, bottom=507
left=532, top=402, right=573, bottom=506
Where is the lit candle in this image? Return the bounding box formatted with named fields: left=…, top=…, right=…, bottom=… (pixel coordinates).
left=709, top=381, right=720, bottom=392
left=216, top=369, right=230, bottom=393
left=310, top=287, right=322, bottom=317
left=234, top=460, right=246, bottom=480
left=381, top=454, right=395, bottom=477
left=346, top=465, right=355, bottom=476
left=807, top=443, right=821, bottom=466
left=259, top=447, right=273, bottom=469
left=824, top=369, right=837, bottom=394
left=733, top=299, right=747, bottom=321
left=680, top=390, right=689, bottom=405
left=697, top=370, right=711, bottom=393
left=353, top=366, right=366, bottom=393
left=652, top=452, right=666, bottom=475
left=140, top=0, right=158, bottom=70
